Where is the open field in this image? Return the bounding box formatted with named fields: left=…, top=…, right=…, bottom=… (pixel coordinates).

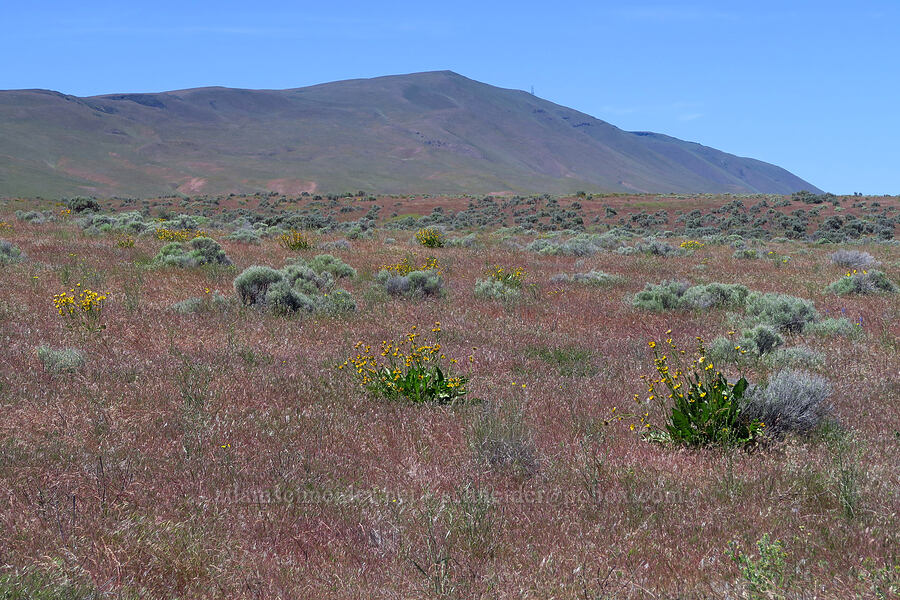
left=1, top=193, right=898, bottom=598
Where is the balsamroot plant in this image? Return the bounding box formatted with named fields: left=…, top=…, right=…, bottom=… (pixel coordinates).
left=741, top=369, right=832, bottom=438
left=639, top=337, right=763, bottom=447
left=340, top=323, right=467, bottom=404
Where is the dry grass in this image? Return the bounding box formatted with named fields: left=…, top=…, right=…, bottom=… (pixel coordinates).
left=0, top=196, right=898, bottom=599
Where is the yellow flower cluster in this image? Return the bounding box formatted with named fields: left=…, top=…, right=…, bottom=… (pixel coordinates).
left=0, top=221, right=11, bottom=231
left=414, top=228, right=444, bottom=248
left=156, top=228, right=206, bottom=242
left=381, top=256, right=442, bottom=276
left=339, top=323, right=465, bottom=401
left=845, top=269, right=868, bottom=277
left=486, top=265, right=526, bottom=287
left=278, top=229, right=314, bottom=251
left=58, top=208, right=72, bottom=218
left=53, top=285, right=107, bottom=317
left=116, top=236, right=136, bottom=248
left=680, top=240, right=705, bottom=250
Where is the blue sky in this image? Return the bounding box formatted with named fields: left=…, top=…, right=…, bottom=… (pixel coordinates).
left=2, top=1, right=898, bottom=194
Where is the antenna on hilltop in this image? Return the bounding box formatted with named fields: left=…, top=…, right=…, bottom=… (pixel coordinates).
left=530, top=85, right=535, bottom=96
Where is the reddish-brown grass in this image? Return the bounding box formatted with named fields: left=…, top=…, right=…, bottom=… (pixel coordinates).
left=0, top=195, right=897, bottom=598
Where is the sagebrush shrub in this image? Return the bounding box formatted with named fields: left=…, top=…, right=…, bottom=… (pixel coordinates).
left=680, top=283, right=749, bottom=310
left=233, top=258, right=356, bottom=316
left=234, top=266, right=283, bottom=306
left=224, top=228, right=261, bottom=244
left=474, top=278, right=522, bottom=302
left=378, top=270, right=445, bottom=299
left=827, top=270, right=897, bottom=295
left=829, top=249, right=876, bottom=268
left=305, top=254, right=356, bottom=279
left=36, top=346, right=85, bottom=374
left=632, top=280, right=690, bottom=311
left=741, top=369, right=832, bottom=438
left=733, top=248, right=761, bottom=260
left=172, top=291, right=230, bottom=314
left=804, top=317, right=863, bottom=338
left=744, top=292, right=819, bottom=332
left=552, top=270, right=620, bottom=286
left=154, top=237, right=232, bottom=268
left=0, top=241, right=26, bottom=265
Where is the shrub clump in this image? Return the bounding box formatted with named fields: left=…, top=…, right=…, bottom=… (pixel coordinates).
left=804, top=317, right=863, bottom=338
left=829, top=249, right=876, bottom=269
left=744, top=292, right=819, bottom=332
left=733, top=248, right=762, bottom=260
left=233, top=255, right=356, bottom=316
left=153, top=237, right=232, bottom=268
left=0, top=240, right=26, bottom=265
left=632, top=281, right=747, bottom=311
left=377, top=269, right=445, bottom=299
left=826, top=270, right=897, bottom=295
left=414, top=227, right=445, bottom=248
left=551, top=270, right=620, bottom=287
left=36, top=346, right=85, bottom=374
left=474, top=266, right=526, bottom=303
left=741, top=369, right=832, bottom=438
left=171, top=292, right=230, bottom=314
left=709, top=326, right=784, bottom=363
left=224, top=228, right=261, bottom=244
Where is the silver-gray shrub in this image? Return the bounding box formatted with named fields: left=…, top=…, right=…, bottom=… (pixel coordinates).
left=36, top=346, right=85, bottom=374
left=632, top=280, right=747, bottom=311
left=804, top=317, right=862, bottom=338
left=708, top=326, right=783, bottom=363
left=171, top=292, right=230, bottom=314
left=474, top=278, right=522, bottom=303
left=631, top=280, right=691, bottom=311
left=552, top=270, right=620, bottom=286
left=826, top=270, right=897, bottom=295
left=377, top=269, right=445, bottom=299
left=744, top=292, right=819, bottom=332
left=153, top=237, right=232, bottom=268
left=733, top=248, right=762, bottom=260
left=741, top=369, right=832, bottom=438
left=760, top=346, right=824, bottom=369
left=224, top=228, right=261, bottom=244
left=320, top=239, right=351, bottom=252
left=0, top=241, right=26, bottom=265
left=679, top=283, right=749, bottom=310
left=234, top=260, right=356, bottom=315
left=304, top=254, right=356, bottom=279
left=829, top=249, right=876, bottom=269
left=234, top=266, right=284, bottom=306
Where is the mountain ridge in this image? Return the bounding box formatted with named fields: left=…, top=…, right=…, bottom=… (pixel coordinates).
left=0, top=70, right=822, bottom=197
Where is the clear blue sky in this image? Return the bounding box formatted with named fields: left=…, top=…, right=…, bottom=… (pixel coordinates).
left=3, top=1, right=898, bottom=194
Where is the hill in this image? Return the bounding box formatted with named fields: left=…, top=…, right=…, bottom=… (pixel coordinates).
left=0, top=71, right=821, bottom=197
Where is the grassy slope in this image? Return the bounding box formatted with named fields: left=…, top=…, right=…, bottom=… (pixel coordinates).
left=0, top=72, right=822, bottom=198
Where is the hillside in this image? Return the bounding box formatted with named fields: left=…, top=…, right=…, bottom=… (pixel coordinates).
left=0, top=71, right=821, bottom=197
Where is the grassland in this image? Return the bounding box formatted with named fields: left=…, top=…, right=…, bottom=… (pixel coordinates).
left=0, top=192, right=898, bottom=599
